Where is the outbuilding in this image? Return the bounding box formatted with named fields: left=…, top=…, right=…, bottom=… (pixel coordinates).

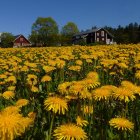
left=13, top=34, right=31, bottom=47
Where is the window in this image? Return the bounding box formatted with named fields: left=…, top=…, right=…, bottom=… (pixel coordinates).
left=20, top=38, right=24, bottom=42
left=97, top=38, right=99, bottom=42
left=102, top=38, right=104, bottom=41
left=101, top=31, right=104, bottom=36
left=97, top=33, right=99, bottom=36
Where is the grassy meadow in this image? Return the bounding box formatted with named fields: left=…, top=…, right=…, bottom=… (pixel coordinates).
left=1, top=44, right=140, bottom=139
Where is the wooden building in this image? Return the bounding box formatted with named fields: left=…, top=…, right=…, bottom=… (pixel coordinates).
left=13, top=34, right=31, bottom=47
left=73, top=28, right=114, bottom=45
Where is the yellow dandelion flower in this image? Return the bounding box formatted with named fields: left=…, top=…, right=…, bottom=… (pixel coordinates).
left=86, top=71, right=99, bottom=81
left=113, top=87, right=136, bottom=102
left=134, top=63, right=140, bottom=69
left=0, top=81, right=5, bottom=85
left=92, top=87, right=112, bottom=101
left=43, top=65, right=55, bottom=73
left=44, top=96, right=68, bottom=114
left=28, top=112, right=36, bottom=121
left=109, top=72, right=116, bottom=75
left=81, top=105, right=93, bottom=115
left=135, top=71, right=140, bottom=79
left=79, top=89, right=92, bottom=100
left=121, top=81, right=135, bottom=88
left=27, top=74, right=37, bottom=86
left=75, top=60, right=83, bottom=66
left=133, top=86, right=140, bottom=96
left=47, top=59, right=57, bottom=67
left=53, top=123, right=87, bottom=140
left=31, top=86, right=39, bottom=92
left=67, top=81, right=92, bottom=99
left=83, top=78, right=100, bottom=89
left=86, top=59, right=92, bottom=63
left=68, top=65, right=81, bottom=72
left=109, top=117, right=134, bottom=131
left=0, top=106, right=33, bottom=140
left=20, top=65, right=29, bottom=72
left=48, top=92, right=55, bottom=96
left=121, top=81, right=139, bottom=93
left=2, top=106, right=20, bottom=115
left=76, top=116, right=88, bottom=127
left=57, top=82, right=72, bottom=95
left=100, top=85, right=118, bottom=94
left=26, top=62, right=37, bottom=68
left=30, top=68, right=40, bottom=72
left=117, top=62, right=128, bottom=69
left=6, top=75, right=17, bottom=84
left=7, top=86, right=16, bottom=91
left=65, top=95, right=78, bottom=100
left=41, top=75, right=52, bottom=82
left=56, top=59, right=66, bottom=69
left=69, top=81, right=84, bottom=96
left=2, top=91, right=15, bottom=100
left=0, top=74, right=7, bottom=79
left=15, top=99, right=29, bottom=107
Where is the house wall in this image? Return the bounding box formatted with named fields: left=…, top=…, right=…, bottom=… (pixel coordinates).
left=95, top=29, right=106, bottom=43
left=106, top=34, right=113, bottom=44
left=87, top=33, right=95, bottom=44
left=13, top=35, right=31, bottom=47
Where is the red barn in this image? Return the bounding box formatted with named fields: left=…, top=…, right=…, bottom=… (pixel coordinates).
left=13, top=34, right=31, bottom=47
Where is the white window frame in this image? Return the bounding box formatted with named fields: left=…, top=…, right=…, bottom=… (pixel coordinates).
left=101, top=31, right=104, bottom=37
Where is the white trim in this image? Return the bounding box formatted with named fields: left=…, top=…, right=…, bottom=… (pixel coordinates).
left=106, top=33, right=107, bottom=44
left=13, top=34, right=22, bottom=42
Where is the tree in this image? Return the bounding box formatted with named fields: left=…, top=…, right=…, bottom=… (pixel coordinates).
left=30, top=17, right=59, bottom=46
left=0, top=32, right=14, bottom=48
left=61, top=22, right=79, bottom=45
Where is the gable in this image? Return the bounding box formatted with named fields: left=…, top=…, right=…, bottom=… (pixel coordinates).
left=14, top=35, right=31, bottom=44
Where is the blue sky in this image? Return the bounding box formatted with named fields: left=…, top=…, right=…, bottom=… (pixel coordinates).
left=0, top=0, right=139, bottom=37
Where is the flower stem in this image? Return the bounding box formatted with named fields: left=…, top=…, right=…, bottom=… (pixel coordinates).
left=48, top=113, right=55, bottom=140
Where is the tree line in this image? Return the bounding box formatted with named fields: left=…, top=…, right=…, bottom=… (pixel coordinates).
left=29, top=17, right=79, bottom=47
left=0, top=17, right=140, bottom=48
left=104, top=22, right=140, bottom=44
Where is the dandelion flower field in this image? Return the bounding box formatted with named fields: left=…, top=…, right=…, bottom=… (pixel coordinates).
left=1, top=44, right=140, bottom=139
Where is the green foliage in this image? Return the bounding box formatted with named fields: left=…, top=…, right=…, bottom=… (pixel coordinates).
left=61, top=22, right=79, bottom=36
left=29, top=17, right=59, bottom=46
left=0, top=32, right=14, bottom=48
left=61, top=22, right=79, bottom=45
left=104, top=22, right=140, bottom=44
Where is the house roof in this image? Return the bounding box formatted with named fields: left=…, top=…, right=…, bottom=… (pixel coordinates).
left=74, top=28, right=114, bottom=37
left=13, top=34, right=31, bottom=44
left=14, top=34, right=21, bottom=39
left=74, top=28, right=99, bottom=36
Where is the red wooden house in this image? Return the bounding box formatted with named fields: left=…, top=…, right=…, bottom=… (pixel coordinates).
left=73, top=28, right=114, bottom=45
left=13, top=34, right=31, bottom=47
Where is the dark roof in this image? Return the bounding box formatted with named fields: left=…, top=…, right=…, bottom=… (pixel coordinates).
left=14, top=34, right=22, bottom=39
left=74, top=28, right=114, bottom=37
left=74, top=28, right=99, bottom=36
